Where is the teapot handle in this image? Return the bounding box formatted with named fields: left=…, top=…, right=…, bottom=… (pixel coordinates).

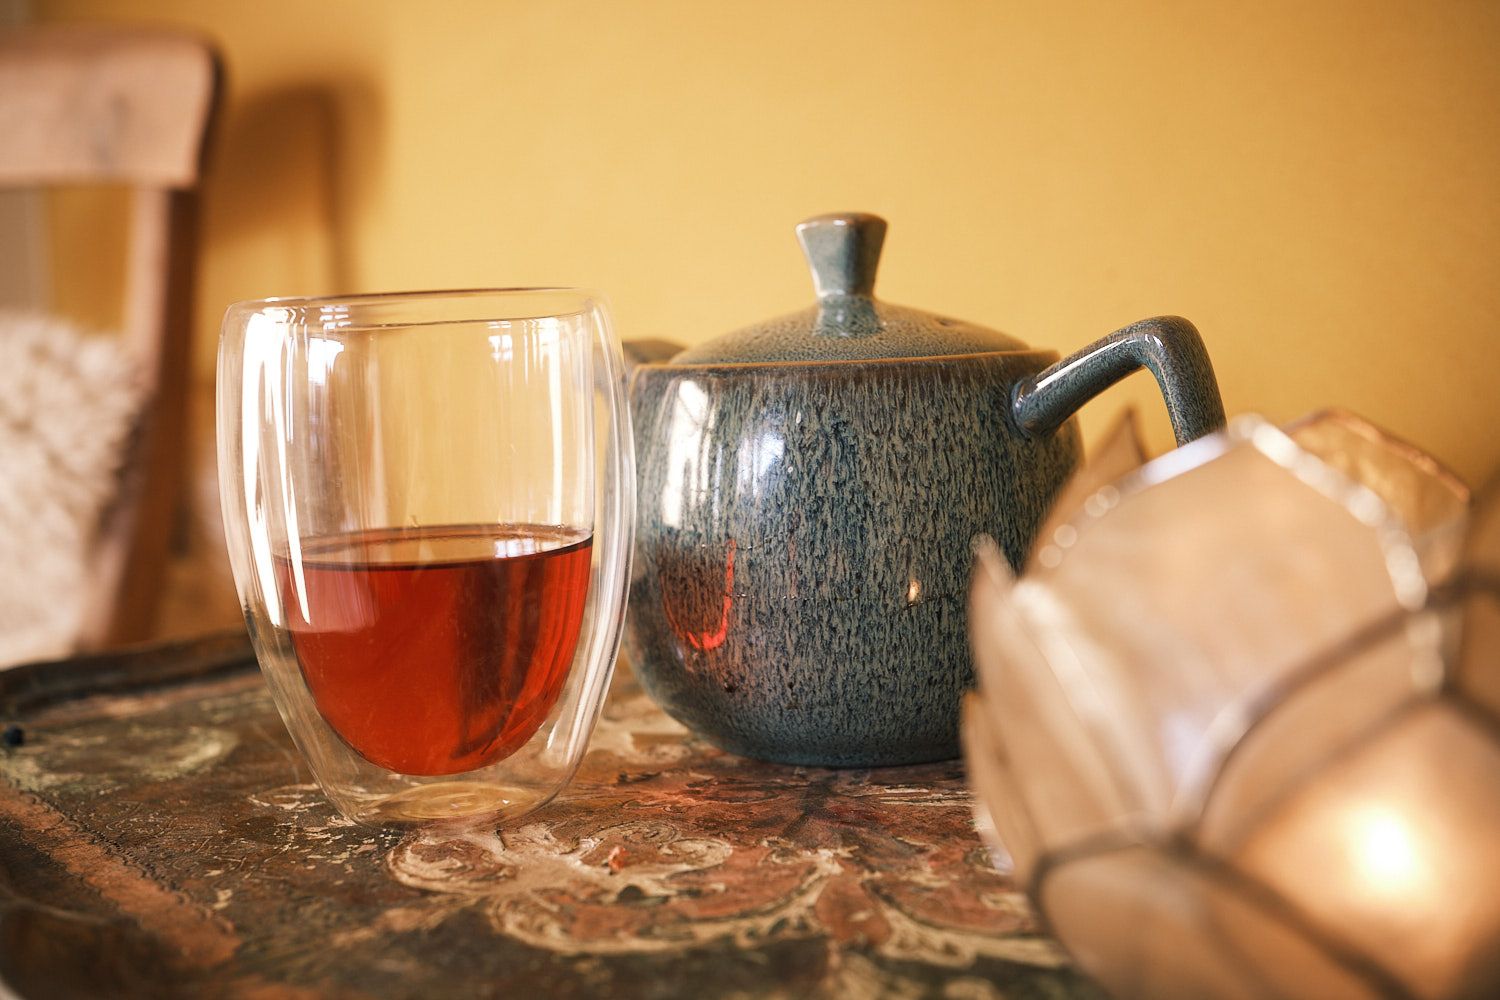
left=1011, top=315, right=1226, bottom=446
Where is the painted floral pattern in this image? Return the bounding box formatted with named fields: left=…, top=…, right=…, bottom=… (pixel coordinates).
left=2, top=656, right=1098, bottom=998
left=388, top=685, right=1065, bottom=981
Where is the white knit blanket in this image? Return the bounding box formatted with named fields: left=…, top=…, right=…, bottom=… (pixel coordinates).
left=0, top=312, right=149, bottom=667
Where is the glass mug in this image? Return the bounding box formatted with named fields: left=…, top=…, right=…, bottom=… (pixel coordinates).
left=218, top=289, right=634, bottom=825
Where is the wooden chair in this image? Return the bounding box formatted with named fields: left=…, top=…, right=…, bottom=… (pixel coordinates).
left=0, top=25, right=220, bottom=647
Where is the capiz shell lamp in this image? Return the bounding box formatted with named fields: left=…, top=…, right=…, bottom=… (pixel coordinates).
left=964, top=411, right=1499, bottom=1000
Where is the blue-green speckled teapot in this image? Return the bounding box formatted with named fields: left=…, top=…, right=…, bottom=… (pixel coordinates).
left=623, top=212, right=1225, bottom=766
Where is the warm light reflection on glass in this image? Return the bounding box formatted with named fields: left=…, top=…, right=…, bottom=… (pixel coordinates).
left=1348, top=805, right=1425, bottom=897
left=240, top=311, right=306, bottom=625
left=660, top=379, right=710, bottom=529
left=544, top=317, right=566, bottom=524
left=487, top=330, right=514, bottom=362
left=306, top=336, right=344, bottom=386
left=317, top=303, right=350, bottom=330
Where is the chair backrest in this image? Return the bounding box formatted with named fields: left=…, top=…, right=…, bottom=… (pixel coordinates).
left=0, top=25, right=220, bottom=648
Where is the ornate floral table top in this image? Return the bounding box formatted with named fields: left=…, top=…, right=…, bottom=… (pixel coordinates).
left=0, top=635, right=1100, bottom=998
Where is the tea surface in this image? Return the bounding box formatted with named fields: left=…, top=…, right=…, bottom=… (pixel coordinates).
left=276, top=524, right=592, bottom=775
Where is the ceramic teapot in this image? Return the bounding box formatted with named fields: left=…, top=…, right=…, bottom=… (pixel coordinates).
left=623, top=212, right=1225, bottom=766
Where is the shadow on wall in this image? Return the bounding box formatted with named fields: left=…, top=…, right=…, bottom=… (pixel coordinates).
left=202, top=79, right=386, bottom=314
left=160, top=78, right=385, bottom=641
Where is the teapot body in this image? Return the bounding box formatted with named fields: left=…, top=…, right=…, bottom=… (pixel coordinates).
left=622, top=211, right=1226, bottom=766
left=625, top=350, right=1078, bottom=766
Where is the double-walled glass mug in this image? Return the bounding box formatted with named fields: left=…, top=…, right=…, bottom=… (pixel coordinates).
left=218, top=289, right=634, bottom=826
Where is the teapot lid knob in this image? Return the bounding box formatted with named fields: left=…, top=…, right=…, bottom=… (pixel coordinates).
left=796, top=212, right=886, bottom=300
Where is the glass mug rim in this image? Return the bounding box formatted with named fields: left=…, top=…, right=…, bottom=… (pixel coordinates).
left=223, top=287, right=607, bottom=332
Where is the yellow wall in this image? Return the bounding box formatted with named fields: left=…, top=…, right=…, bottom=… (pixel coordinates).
left=35, top=0, right=1500, bottom=486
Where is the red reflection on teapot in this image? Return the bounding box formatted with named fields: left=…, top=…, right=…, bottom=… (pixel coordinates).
left=659, top=538, right=736, bottom=652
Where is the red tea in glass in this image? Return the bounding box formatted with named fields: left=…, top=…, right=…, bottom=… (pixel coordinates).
left=221, top=289, right=632, bottom=826
left=276, top=523, right=592, bottom=776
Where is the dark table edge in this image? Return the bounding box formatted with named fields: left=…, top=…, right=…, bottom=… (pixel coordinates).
left=0, top=629, right=258, bottom=718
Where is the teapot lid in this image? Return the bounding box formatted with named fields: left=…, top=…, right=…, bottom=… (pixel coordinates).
left=670, top=212, right=1028, bottom=364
